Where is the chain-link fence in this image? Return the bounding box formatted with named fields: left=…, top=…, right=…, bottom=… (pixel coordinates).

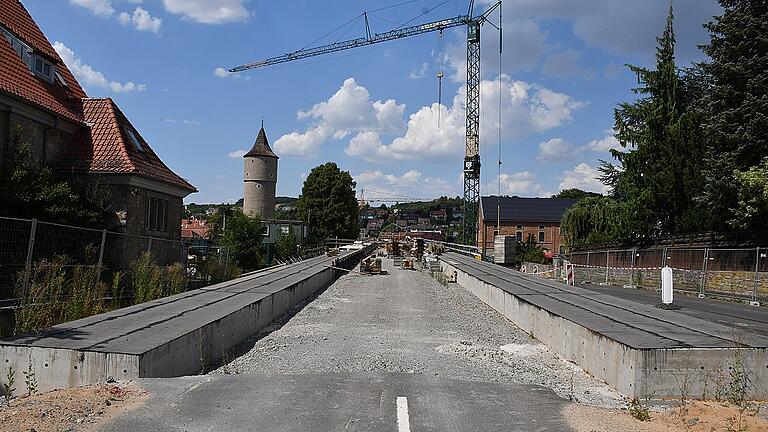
left=0, top=216, right=229, bottom=302
left=569, top=247, right=768, bottom=302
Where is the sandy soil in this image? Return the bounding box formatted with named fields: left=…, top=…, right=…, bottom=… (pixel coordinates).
left=565, top=400, right=768, bottom=432
left=0, top=383, right=146, bottom=432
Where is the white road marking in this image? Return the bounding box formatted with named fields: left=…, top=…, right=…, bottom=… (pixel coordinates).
left=396, top=396, right=411, bottom=432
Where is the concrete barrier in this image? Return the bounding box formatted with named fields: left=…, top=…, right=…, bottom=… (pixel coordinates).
left=440, top=253, right=768, bottom=399
left=0, top=247, right=373, bottom=396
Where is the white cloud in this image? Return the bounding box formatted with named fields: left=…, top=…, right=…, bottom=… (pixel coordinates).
left=409, top=62, right=429, bottom=80
left=119, top=7, right=162, bottom=34
left=339, top=75, right=583, bottom=163
left=165, top=118, right=201, bottom=125
left=160, top=0, right=250, bottom=24
left=213, top=67, right=232, bottom=78
left=213, top=67, right=250, bottom=80
left=488, top=171, right=546, bottom=197
left=584, top=130, right=622, bottom=153
left=355, top=169, right=458, bottom=200
left=53, top=41, right=146, bottom=93
left=69, top=0, right=115, bottom=17
left=227, top=150, right=247, bottom=158
left=479, top=0, right=720, bottom=63
left=559, top=163, right=610, bottom=194
left=275, top=78, right=405, bottom=156
left=537, top=137, right=576, bottom=162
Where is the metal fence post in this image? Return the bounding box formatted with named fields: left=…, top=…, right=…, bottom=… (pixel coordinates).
left=630, top=249, right=637, bottom=288
left=753, top=247, right=760, bottom=304
left=662, top=246, right=668, bottom=268
left=97, top=229, right=107, bottom=267
left=701, top=247, right=709, bottom=297
left=23, top=219, right=38, bottom=296
left=25, top=219, right=37, bottom=272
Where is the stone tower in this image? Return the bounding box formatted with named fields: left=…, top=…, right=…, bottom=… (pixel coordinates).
left=243, top=122, right=278, bottom=219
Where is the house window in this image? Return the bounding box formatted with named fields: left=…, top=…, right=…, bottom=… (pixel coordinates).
left=145, top=196, right=168, bottom=232
left=516, top=225, right=523, bottom=229
left=516, top=231, right=523, bottom=241
left=54, top=70, right=68, bottom=87
left=125, top=127, right=144, bottom=152
left=34, top=57, right=53, bottom=80
left=538, top=230, right=545, bottom=243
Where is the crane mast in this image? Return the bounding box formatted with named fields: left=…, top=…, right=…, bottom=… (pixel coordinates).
left=230, top=2, right=501, bottom=246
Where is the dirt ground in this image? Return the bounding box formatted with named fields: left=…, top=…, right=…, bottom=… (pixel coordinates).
left=565, top=400, right=768, bottom=432
left=0, top=383, right=146, bottom=432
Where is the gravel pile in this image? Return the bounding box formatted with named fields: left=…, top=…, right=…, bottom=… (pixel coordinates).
left=212, top=258, right=624, bottom=408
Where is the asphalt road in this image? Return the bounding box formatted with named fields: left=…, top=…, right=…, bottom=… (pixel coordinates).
left=106, top=374, right=571, bottom=432
left=581, top=283, right=768, bottom=336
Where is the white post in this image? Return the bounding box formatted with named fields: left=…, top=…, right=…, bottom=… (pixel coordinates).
left=661, top=266, right=673, bottom=304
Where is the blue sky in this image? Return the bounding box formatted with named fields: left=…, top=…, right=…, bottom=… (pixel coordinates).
left=29, top=0, right=721, bottom=204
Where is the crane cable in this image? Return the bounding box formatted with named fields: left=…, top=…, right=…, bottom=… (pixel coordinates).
left=437, top=29, right=444, bottom=128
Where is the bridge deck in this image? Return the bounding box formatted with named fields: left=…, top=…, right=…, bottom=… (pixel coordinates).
left=3, top=254, right=341, bottom=355
left=441, top=253, right=768, bottom=349
left=0, top=249, right=369, bottom=395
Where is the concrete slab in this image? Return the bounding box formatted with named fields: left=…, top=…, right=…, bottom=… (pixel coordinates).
left=0, top=247, right=372, bottom=395
left=440, top=253, right=768, bottom=399
left=105, top=373, right=573, bottom=432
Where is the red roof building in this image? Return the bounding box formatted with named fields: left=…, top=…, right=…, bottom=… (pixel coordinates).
left=0, top=0, right=196, bottom=264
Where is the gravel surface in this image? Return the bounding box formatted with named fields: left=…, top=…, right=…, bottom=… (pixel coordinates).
left=212, top=257, right=624, bottom=408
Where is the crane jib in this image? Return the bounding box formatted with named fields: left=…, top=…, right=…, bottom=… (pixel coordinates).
left=228, top=15, right=470, bottom=72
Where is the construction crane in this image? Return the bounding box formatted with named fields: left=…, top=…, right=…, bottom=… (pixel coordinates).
left=230, top=0, right=502, bottom=246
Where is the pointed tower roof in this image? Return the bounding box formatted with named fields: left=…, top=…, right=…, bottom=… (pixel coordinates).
left=244, top=122, right=278, bottom=158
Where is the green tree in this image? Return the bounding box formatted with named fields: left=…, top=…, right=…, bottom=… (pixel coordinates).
left=297, top=162, right=359, bottom=245
left=731, top=158, right=768, bottom=229
left=550, top=188, right=601, bottom=200
left=698, top=0, right=768, bottom=230
left=514, top=234, right=549, bottom=266
left=560, top=196, right=634, bottom=248
left=0, top=127, right=110, bottom=225
left=275, top=229, right=299, bottom=261
left=220, top=210, right=264, bottom=271
left=605, top=3, right=707, bottom=238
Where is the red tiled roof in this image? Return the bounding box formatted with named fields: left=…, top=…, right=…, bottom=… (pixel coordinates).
left=181, top=219, right=210, bottom=239
left=0, top=0, right=86, bottom=123
left=55, top=98, right=197, bottom=193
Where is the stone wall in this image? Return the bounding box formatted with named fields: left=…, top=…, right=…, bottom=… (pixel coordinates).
left=573, top=264, right=768, bottom=299
left=8, top=112, right=72, bottom=165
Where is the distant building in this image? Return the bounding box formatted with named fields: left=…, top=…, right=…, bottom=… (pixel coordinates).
left=430, top=209, right=447, bottom=223
left=243, top=122, right=278, bottom=219
left=478, top=196, right=576, bottom=256
left=181, top=218, right=210, bottom=241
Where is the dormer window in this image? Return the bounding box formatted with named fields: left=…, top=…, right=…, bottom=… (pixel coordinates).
left=34, top=57, right=53, bottom=80
left=2, top=25, right=56, bottom=83
left=124, top=127, right=144, bottom=152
